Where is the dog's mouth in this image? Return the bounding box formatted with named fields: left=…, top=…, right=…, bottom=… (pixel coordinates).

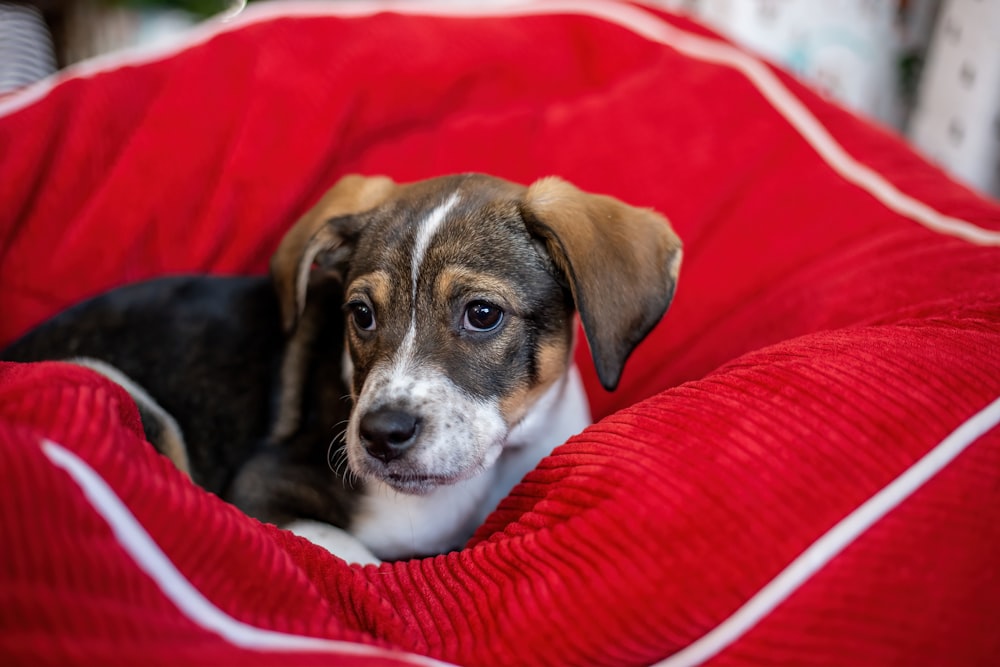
left=343, top=431, right=501, bottom=495
left=357, top=446, right=502, bottom=495
left=379, top=471, right=463, bottom=495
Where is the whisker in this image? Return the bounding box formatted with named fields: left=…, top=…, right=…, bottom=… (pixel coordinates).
left=327, top=440, right=343, bottom=472
left=338, top=456, right=353, bottom=485
left=329, top=437, right=358, bottom=490
left=326, top=438, right=340, bottom=472
left=329, top=418, right=351, bottom=433
left=326, top=419, right=351, bottom=467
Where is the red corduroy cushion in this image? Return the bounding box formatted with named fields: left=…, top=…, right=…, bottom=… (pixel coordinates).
left=1, top=2, right=999, bottom=666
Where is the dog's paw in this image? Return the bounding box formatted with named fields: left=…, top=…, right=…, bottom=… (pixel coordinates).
left=284, top=519, right=382, bottom=565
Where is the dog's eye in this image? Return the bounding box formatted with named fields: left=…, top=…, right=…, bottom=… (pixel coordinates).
left=347, top=301, right=376, bottom=331
left=463, top=301, right=503, bottom=332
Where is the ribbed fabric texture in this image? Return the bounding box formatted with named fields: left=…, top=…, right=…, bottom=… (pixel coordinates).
left=1, top=3, right=999, bottom=665
left=0, top=364, right=426, bottom=667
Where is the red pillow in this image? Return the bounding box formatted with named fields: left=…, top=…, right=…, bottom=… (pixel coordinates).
left=1, top=3, right=998, bottom=665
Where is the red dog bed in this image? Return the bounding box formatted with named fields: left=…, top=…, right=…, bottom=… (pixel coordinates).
left=2, top=2, right=999, bottom=665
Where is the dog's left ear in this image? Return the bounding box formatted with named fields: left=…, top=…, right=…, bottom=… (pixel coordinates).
left=521, top=177, right=682, bottom=392
left=271, top=174, right=397, bottom=332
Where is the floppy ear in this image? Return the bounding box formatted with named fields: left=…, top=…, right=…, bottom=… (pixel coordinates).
left=521, top=177, right=682, bottom=392
left=271, top=174, right=397, bottom=332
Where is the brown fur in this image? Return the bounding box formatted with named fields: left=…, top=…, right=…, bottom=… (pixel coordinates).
left=498, top=338, right=573, bottom=425
left=520, top=177, right=683, bottom=390
left=272, top=174, right=397, bottom=332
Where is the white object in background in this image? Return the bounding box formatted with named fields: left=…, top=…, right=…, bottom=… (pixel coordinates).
left=908, top=0, right=1000, bottom=200
left=653, top=0, right=939, bottom=131
left=0, top=3, right=57, bottom=94
left=654, top=0, right=900, bottom=127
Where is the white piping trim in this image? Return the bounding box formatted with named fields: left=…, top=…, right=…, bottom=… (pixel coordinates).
left=653, top=393, right=1000, bottom=667
left=0, top=0, right=996, bottom=245
left=39, top=439, right=452, bottom=667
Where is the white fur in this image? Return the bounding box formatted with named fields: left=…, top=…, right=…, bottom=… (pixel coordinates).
left=285, top=519, right=381, bottom=565
left=408, top=192, right=460, bottom=313
left=349, top=365, right=590, bottom=561
left=487, top=363, right=590, bottom=514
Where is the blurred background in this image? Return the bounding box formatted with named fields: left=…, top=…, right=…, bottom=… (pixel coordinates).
left=1, top=0, right=997, bottom=199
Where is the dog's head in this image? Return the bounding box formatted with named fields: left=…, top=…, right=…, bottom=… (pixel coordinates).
left=272, top=174, right=682, bottom=494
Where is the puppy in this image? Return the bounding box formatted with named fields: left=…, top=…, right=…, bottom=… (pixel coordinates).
left=2, top=173, right=682, bottom=563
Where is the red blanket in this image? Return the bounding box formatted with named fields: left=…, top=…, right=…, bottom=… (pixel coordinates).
left=2, top=2, right=999, bottom=665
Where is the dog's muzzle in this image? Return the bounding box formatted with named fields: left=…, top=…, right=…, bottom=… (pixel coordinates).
left=347, top=366, right=510, bottom=495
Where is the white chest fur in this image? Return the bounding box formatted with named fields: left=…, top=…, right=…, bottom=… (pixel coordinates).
left=348, top=365, right=591, bottom=561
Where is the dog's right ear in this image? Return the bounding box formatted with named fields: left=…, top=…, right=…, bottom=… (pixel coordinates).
left=271, top=174, right=397, bottom=332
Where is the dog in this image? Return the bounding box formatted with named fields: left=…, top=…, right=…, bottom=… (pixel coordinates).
left=2, top=173, right=682, bottom=563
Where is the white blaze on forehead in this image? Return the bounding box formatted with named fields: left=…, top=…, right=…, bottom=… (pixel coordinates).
left=398, top=191, right=461, bottom=362
left=410, top=192, right=461, bottom=296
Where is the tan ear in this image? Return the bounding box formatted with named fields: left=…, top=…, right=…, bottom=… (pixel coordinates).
left=521, top=177, right=682, bottom=391
left=271, top=174, right=397, bottom=332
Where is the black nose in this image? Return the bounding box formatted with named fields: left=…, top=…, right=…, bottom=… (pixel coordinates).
left=359, top=408, right=420, bottom=463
